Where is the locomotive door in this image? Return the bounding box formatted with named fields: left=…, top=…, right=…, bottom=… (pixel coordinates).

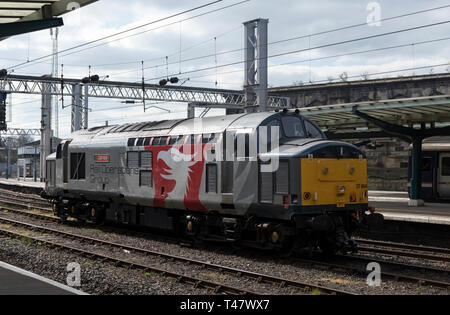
left=62, top=141, right=70, bottom=185
left=438, top=153, right=450, bottom=199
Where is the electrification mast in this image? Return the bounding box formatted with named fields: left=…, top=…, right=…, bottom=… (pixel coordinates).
left=50, top=28, right=59, bottom=138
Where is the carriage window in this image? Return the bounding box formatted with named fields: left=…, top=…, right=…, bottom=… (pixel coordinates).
left=143, top=138, right=152, bottom=146
left=282, top=116, right=305, bottom=138
left=305, top=120, right=324, bottom=139
left=169, top=136, right=178, bottom=145
left=202, top=134, right=211, bottom=144
left=70, top=153, right=85, bottom=180
left=127, top=138, right=137, bottom=147
left=152, top=137, right=161, bottom=146
left=160, top=137, right=169, bottom=146
left=422, top=158, right=432, bottom=172
left=136, top=138, right=145, bottom=146
left=442, top=157, right=450, bottom=176
left=173, top=135, right=186, bottom=145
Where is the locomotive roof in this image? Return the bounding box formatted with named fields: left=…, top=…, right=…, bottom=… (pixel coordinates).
left=70, top=112, right=285, bottom=143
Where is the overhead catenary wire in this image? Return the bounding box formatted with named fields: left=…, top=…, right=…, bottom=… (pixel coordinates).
left=7, top=0, right=226, bottom=71
left=139, top=20, right=450, bottom=82
left=8, top=0, right=251, bottom=72
left=46, top=3, right=450, bottom=78
left=8, top=2, right=449, bottom=74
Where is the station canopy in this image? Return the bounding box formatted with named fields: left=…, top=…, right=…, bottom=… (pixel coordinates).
left=298, top=95, right=450, bottom=140
left=0, top=0, right=98, bottom=38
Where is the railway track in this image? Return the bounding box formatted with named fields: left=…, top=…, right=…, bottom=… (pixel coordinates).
left=0, top=215, right=354, bottom=295
left=356, top=239, right=450, bottom=263
left=0, top=193, right=52, bottom=212
left=0, top=188, right=49, bottom=205
left=1, top=202, right=449, bottom=292
left=1, top=192, right=449, bottom=292
left=2, top=193, right=449, bottom=264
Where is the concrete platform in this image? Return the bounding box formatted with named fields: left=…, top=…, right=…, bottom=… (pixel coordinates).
left=0, top=262, right=87, bottom=295
left=369, top=191, right=450, bottom=226
left=0, top=178, right=44, bottom=189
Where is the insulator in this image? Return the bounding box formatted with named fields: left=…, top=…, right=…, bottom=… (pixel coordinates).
left=159, top=79, right=168, bottom=86
left=170, top=77, right=179, bottom=84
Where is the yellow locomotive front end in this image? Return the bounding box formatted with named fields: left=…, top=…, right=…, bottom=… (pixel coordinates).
left=301, top=157, right=369, bottom=209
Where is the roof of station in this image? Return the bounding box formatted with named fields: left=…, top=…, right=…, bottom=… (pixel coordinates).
left=298, top=95, right=450, bottom=138
left=0, top=1, right=98, bottom=38
left=0, top=0, right=97, bottom=23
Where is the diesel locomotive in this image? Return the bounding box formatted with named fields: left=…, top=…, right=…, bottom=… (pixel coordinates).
left=43, top=111, right=378, bottom=254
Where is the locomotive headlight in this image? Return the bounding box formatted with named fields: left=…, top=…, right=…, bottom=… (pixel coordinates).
left=338, top=186, right=346, bottom=195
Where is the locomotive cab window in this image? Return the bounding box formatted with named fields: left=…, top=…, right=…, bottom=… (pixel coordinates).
left=282, top=116, right=305, bottom=138
left=70, top=153, right=86, bottom=180
left=305, top=120, right=325, bottom=139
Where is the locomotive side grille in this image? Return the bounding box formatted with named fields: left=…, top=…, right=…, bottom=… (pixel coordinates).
left=260, top=165, right=273, bottom=204
left=276, top=160, right=289, bottom=195
left=140, top=171, right=153, bottom=187
left=206, top=164, right=218, bottom=193
left=140, top=151, right=153, bottom=168
left=127, top=152, right=139, bottom=168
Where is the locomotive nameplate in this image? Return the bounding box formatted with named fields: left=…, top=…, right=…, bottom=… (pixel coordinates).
left=95, top=155, right=110, bottom=163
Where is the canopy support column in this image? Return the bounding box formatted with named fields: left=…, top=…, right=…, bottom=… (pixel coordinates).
left=409, top=136, right=424, bottom=206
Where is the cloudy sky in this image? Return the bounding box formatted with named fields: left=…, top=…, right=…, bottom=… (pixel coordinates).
left=1, top=0, right=450, bottom=138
